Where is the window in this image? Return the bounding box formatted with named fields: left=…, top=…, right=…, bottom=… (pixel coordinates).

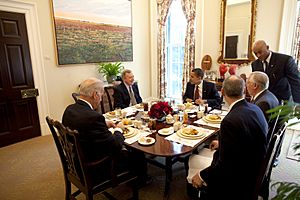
left=165, top=0, right=186, bottom=102
left=291, top=0, right=300, bottom=68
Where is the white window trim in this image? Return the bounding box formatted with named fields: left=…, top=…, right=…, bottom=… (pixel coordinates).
left=279, top=0, right=298, bottom=54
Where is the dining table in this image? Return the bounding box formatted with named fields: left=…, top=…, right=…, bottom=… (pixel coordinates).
left=116, top=107, right=222, bottom=196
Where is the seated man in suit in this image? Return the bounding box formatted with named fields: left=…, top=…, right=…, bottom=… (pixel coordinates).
left=191, top=75, right=268, bottom=200
left=62, top=78, right=149, bottom=185
left=247, top=72, right=284, bottom=168
left=114, top=69, right=142, bottom=109
left=183, top=68, right=221, bottom=108
left=247, top=72, right=279, bottom=122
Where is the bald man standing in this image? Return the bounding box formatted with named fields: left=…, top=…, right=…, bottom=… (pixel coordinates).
left=251, top=40, right=300, bottom=103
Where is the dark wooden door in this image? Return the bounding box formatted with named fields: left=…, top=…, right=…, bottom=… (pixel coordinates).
left=0, top=11, right=41, bottom=147
left=225, top=35, right=238, bottom=58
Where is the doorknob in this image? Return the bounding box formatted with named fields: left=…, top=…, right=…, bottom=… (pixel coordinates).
left=21, top=88, right=39, bottom=98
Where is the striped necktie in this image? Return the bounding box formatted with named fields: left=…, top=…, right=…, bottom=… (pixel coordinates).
left=129, top=86, right=137, bottom=106
left=194, top=85, right=200, bottom=100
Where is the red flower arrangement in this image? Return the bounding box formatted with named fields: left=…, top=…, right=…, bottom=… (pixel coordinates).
left=219, top=63, right=238, bottom=78
left=148, top=101, right=173, bottom=119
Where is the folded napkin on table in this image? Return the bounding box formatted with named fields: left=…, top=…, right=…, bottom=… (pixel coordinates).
left=165, top=128, right=215, bottom=147
left=124, top=131, right=152, bottom=144
left=109, top=128, right=151, bottom=144
left=209, top=109, right=228, bottom=116
left=193, top=119, right=221, bottom=128
left=122, top=107, right=138, bottom=116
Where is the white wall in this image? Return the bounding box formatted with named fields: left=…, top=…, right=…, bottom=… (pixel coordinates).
left=11, top=0, right=151, bottom=133
left=195, top=0, right=284, bottom=76
left=1, top=0, right=286, bottom=135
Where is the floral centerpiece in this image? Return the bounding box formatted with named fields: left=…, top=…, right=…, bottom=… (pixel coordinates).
left=148, top=101, right=173, bottom=120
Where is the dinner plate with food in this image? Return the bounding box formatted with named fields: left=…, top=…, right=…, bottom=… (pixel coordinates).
left=176, top=126, right=205, bottom=139
left=106, top=111, right=117, bottom=118
left=202, top=114, right=223, bottom=124
left=121, top=118, right=133, bottom=126
left=122, top=127, right=138, bottom=138
left=138, top=136, right=155, bottom=145
left=158, top=127, right=174, bottom=136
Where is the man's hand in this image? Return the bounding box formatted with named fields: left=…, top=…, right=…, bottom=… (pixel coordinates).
left=195, top=98, right=206, bottom=105
left=209, top=140, right=219, bottom=150
left=106, top=120, right=116, bottom=128
left=186, top=98, right=193, bottom=103
left=192, top=173, right=204, bottom=188
left=116, top=122, right=125, bottom=130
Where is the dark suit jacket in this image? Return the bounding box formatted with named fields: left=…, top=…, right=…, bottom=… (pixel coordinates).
left=200, top=100, right=268, bottom=199
left=252, top=52, right=300, bottom=103
left=183, top=80, right=221, bottom=108
left=253, top=90, right=279, bottom=121
left=113, top=82, right=142, bottom=109
left=62, top=100, right=124, bottom=161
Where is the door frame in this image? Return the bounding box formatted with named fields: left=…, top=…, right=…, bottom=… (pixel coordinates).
left=0, top=0, right=49, bottom=136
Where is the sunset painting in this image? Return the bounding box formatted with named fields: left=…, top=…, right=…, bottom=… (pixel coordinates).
left=51, top=0, right=132, bottom=65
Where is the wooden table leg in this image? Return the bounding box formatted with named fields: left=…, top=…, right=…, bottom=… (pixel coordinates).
left=164, top=157, right=173, bottom=196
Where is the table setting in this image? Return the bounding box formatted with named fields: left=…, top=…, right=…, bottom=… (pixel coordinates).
left=165, top=125, right=215, bottom=147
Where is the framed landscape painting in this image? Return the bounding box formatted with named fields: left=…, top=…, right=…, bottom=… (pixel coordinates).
left=51, top=0, right=132, bottom=65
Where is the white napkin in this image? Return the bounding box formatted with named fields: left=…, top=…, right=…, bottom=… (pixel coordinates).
left=124, top=131, right=152, bottom=144
left=209, top=109, right=228, bottom=116
left=187, top=149, right=215, bottom=183
left=165, top=128, right=215, bottom=147
left=123, top=107, right=137, bottom=116
left=193, top=119, right=221, bottom=128
left=109, top=127, right=152, bottom=144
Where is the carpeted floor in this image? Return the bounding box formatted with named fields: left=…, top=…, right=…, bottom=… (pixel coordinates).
left=0, top=135, right=190, bottom=200
left=0, top=129, right=299, bottom=200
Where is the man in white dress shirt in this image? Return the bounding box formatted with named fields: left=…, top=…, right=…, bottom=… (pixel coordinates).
left=183, top=68, right=221, bottom=108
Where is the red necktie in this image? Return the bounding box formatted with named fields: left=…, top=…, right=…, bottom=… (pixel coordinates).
left=194, top=85, right=200, bottom=100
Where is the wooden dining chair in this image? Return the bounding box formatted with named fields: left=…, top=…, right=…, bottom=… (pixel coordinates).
left=104, top=85, right=115, bottom=111
left=252, top=122, right=287, bottom=200
left=46, top=116, right=139, bottom=200
left=72, top=92, right=80, bottom=102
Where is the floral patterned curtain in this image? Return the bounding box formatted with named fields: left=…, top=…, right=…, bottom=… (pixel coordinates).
left=157, top=0, right=173, bottom=99
left=181, top=0, right=196, bottom=93
left=292, top=5, right=300, bottom=68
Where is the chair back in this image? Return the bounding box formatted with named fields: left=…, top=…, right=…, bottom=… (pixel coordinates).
left=98, top=85, right=115, bottom=113
left=46, top=116, right=138, bottom=199
left=72, top=92, right=80, bottom=102
left=252, top=122, right=287, bottom=200
left=104, top=85, right=115, bottom=111
left=46, top=117, right=91, bottom=192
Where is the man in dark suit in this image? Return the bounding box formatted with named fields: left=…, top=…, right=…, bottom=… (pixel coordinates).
left=62, top=78, right=149, bottom=184
left=183, top=68, right=221, bottom=108
left=247, top=71, right=279, bottom=120
left=114, top=69, right=142, bottom=109
left=252, top=40, right=300, bottom=103
left=191, top=75, right=268, bottom=199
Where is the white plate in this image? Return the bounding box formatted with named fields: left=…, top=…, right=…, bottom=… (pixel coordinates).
left=123, top=127, right=138, bottom=138
left=138, top=137, right=155, bottom=145
left=166, top=119, right=175, bottom=124
left=176, top=127, right=206, bottom=139
left=105, top=113, right=116, bottom=118
left=202, top=114, right=222, bottom=124
left=158, top=127, right=174, bottom=136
